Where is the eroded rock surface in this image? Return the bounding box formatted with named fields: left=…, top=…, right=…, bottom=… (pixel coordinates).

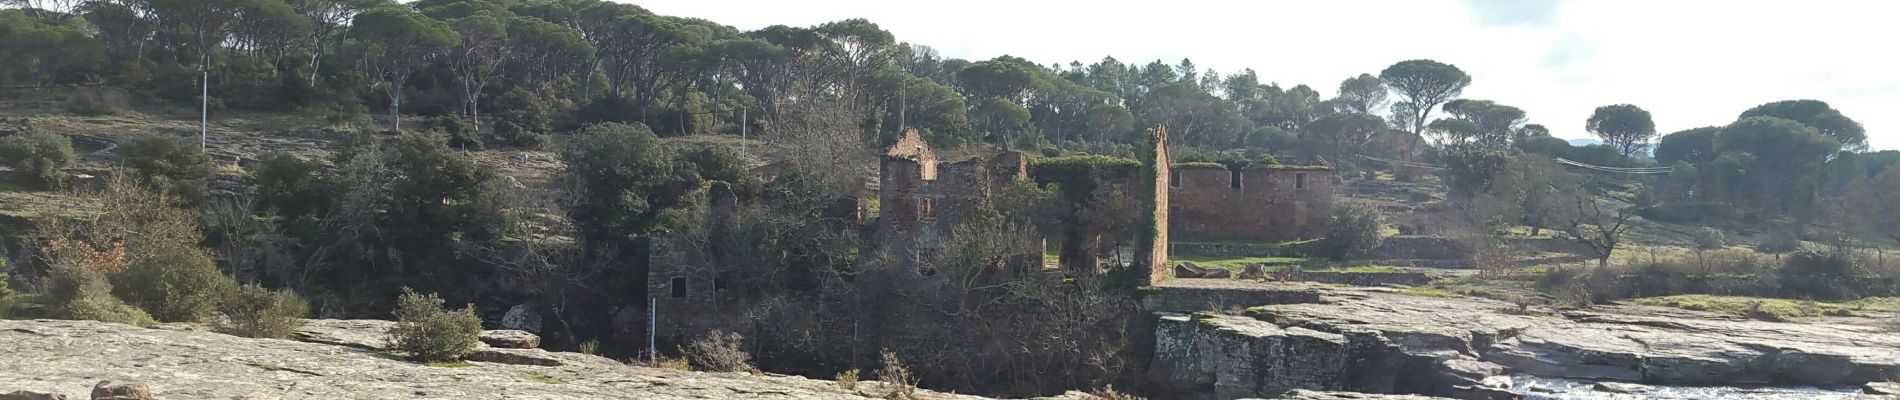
left=0, top=319, right=997, bottom=399
left=1148, top=283, right=1900, bottom=399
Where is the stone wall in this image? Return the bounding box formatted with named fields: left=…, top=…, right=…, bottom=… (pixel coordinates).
left=876, top=130, right=1040, bottom=273
left=1367, top=236, right=1468, bottom=261
left=1168, top=164, right=1333, bottom=242
left=1294, top=271, right=1432, bottom=287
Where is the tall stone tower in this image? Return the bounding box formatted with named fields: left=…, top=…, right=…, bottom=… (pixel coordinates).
left=1138, top=125, right=1171, bottom=285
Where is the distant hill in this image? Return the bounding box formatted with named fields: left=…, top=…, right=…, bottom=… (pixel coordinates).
left=1567, top=138, right=1603, bottom=147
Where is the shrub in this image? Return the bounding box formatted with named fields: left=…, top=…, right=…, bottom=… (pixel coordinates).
left=878, top=349, right=919, bottom=399
left=683, top=330, right=755, bottom=373
left=1778, top=251, right=1864, bottom=301
left=577, top=339, right=600, bottom=356
left=0, top=130, right=77, bottom=188
left=111, top=247, right=235, bottom=323
left=119, top=135, right=214, bottom=205
left=835, top=369, right=860, bottom=390
left=386, top=288, right=483, bottom=362
left=43, top=262, right=155, bottom=327
left=216, top=284, right=309, bottom=339
left=1693, top=227, right=1726, bottom=250
left=64, top=89, right=125, bottom=116
left=0, top=274, right=12, bottom=317
left=1314, top=201, right=1385, bottom=261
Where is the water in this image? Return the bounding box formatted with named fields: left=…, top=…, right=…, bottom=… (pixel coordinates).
left=1503, top=375, right=1868, bottom=399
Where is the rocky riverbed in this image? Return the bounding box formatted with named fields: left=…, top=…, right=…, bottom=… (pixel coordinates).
left=1145, top=280, right=1900, bottom=399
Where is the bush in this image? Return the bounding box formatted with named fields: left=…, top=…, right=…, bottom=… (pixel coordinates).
left=216, top=284, right=308, bottom=339
left=386, top=288, right=483, bottom=362
left=683, top=330, right=755, bottom=373
left=1314, top=201, right=1385, bottom=261
left=111, top=247, right=235, bottom=322
left=1693, top=227, right=1726, bottom=250
left=835, top=369, right=860, bottom=390
left=119, top=135, right=214, bottom=205
left=878, top=349, right=919, bottom=399
left=0, top=130, right=77, bottom=188
left=43, top=262, right=155, bottom=327
left=0, top=274, right=12, bottom=317
left=1778, top=251, right=1864, bottom=301
left=64, top=89, right=126, bottom=116
left=1757, top=229, right=1802, bottom=254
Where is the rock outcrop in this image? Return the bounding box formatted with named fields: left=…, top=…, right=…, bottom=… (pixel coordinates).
left=0, top=319, right=1004, bottom=399
left=479, top=329, right=541, bottom=349
left=1146, top=282, right=1900, bottom=399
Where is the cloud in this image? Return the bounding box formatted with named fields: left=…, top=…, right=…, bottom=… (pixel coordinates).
left=1461, top=0, right=1564, bottom=27
left=1542, top=34, right=1595, bottom=69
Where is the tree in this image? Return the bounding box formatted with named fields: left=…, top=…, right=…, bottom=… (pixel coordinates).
left=1441, top=99, right=1525, bottom=148
left=1334, top=73, right=1387, bottom=114
left=0, top=130, right=76, bottom=188
left=971, top=97, right=1029, bottom=147
left=1560, top=191, right=1639, bottom=267
left=1379, top=59, right=1470, bottom=135
left=1739, top=100, right=1865, bottom=151
left=562, top=122, right=703, bottom=346
left=1714, top=116, right=1840, bottom=212
left=1586, top=104, right=1656, bottom=158
left=119, top=135, right=214, bottom=205
left=351, top=5, right=458, bottom=131
left=1655, top=127, right=1720, bottom=165
left=438, top=10, right=512, bottom=132
left=1303, top=113, right=1385, bottom=161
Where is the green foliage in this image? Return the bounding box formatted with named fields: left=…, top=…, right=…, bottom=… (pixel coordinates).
left=216, top=284, right=309, bottom=339
left=0, top=130, right=77, bottom=188
left=119, top=135, right=214, bottom=205
left=1655, top=127, right=1720, bottom=165
left=1314, top=201, right=1385, bottom=261
left=387, top=288, right=483, bottom=362
left=250, top=152, right=325, bottom=235
left=1778, top=251, right=1864, bottom=301
left=1438, top=143, right=1510, bottom=196
left=111, top=246, right=236, bottom=323
left=563, top=122, right=702, bottom=241
left=1380, top=59, right=1471, bottom=134
left=1585, top=104, right=1657, bottom=157
left=0, top=274, right=12, bottom=317
left=1738, top=100, right=1865, bottom=150
left=43, top=263, right=155, bottom=327
left=1030, top=155, right=1140, bottom=204
left=836, top=369, right=861, bottom=390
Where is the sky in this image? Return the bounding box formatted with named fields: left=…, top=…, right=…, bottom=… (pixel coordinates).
left=633, top=0, right=1900, bottom=150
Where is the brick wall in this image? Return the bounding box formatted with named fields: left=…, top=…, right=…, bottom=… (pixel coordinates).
left=1169, top=165, right=1333, bottom=242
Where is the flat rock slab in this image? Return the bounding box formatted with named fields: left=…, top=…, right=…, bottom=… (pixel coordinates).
left=1247, top=286, right=1900, bottom=387
left=479, top=330, right=541, bottom=349
left=1281, top=389, right=1454, bottom=399
left=0, top=319, right=997, bottom=399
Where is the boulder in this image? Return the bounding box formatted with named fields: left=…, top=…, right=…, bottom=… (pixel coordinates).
left=1174, top=262, right=1211, bottom=278
left=1200, top=268, right=1230, bottom=279
left=499, top=304, right=541, bottom=332
left=478, top=330, right=541, bottom=349
left=1866, top=382, right=1900, bottom=395
left=1237, top=263, right=1268, bottom=280
left=0, top=392, right=68, bottom=400
left=89, top=380, right=149, bottom=400
left=466, top=348, right=564, bottom=366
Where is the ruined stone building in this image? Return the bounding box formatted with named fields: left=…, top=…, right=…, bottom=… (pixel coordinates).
left=876, top=130, right=1036, bottom=273
left=1167, top=160, right=1333, bottom=242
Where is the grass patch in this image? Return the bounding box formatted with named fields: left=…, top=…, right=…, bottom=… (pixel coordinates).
left=1171, top=255, right=1305, bottom=271
left=1627, top=295, right=1900, bottom=320
left=522, top=371, right=565, bottom=384
left=427, top=360, right=476, bottom=368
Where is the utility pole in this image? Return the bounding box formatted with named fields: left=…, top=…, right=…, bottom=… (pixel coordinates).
left=201, top=69, right=208, bottom=149
left=740, top=107, right=747, bottom=157
left=647, top=298, right=656, bottom=363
